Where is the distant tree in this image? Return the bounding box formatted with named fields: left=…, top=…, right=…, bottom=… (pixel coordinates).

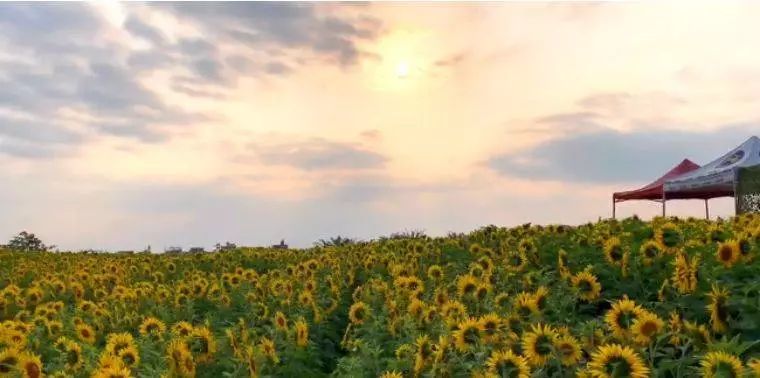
left=388, top=229, right=427, bottom=240
left=6, top=231, right=52, bottom=252
left=315, top=236, right=356, bottom=247
left=214, top=242, right=237, bottom=252
left=165, top=246, right=183, bottom=254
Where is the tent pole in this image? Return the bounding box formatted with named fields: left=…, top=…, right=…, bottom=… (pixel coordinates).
left=705, top=199, right=709, bottom=220
left=662, top=191, right=666, bottom=217
left=612, top=197, right=616, bottom=219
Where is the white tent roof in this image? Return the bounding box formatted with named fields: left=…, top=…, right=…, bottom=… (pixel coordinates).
left=664, top=136, right=760, bottom=197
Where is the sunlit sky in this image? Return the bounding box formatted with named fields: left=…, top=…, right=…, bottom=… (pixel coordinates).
left=1, top=2, right=758, bottom=250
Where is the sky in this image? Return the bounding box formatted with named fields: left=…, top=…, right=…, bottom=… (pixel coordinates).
left=1, top=2, right=758, bottom=251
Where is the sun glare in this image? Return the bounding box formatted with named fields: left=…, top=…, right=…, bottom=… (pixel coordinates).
left=395, top=61, right=410, bottom=78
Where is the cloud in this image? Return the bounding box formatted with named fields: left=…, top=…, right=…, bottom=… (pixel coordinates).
left=156, top=2, right=382, bottom=66
left=254, top=139, right=387, bottom=171
left=488, top=125, right=757, bottom=183
left=0, top=3, right=106, bottom=58
left=434, top=52, right=466, bottom=67
left=124, top=16, right=167, bottom=46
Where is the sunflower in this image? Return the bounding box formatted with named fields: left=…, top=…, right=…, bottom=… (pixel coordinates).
left=478, top=313, right=502, bottom=343
left=532, top=286, right=550, bottom=312
left=75, top=323, right=96, bottom=345
left=407, top=298, right=425, bottom=319
left=105, top=333, right=135, bottom=356
left=118, top=345, right=140, bottom=369
left=603, top=237, right=626, bottom=266
left=295, top=319, right=309, bottom=347
left=244, top=346, right=258, bottom=378
left=716, top=241, right=741, bottom=268
left=348, top=302, right=370, bottom=325
left=273, top=311, right=288, bottom=332
left=506, top=251, right=528, bottom=271
left=747, top=359, right=760, bottom=377
left=457, top=274, right=479, bottom=298
left=18, top=351, right=42, bottom=378
left=1, top=328, right=27, bottom=350
left=91, top=365, right=132, bottom=378
left=442, top=300, right=468, bottom=326
left=61, top=340, right=83, bottom=371
left=571, top=271, right=602, bottom=302
left=656, top=222, right=682, bottom=251
left=638, top=240, right=662, bottom=265
left=453, top=317, right=482, bottom=353
left=494, top=292, right=510, bottom=309
left=138, top=317, right=166, bottom=338
left=521, top=323, right=558, bottom=367
left=604, top=297, right=644, bottom=340
left=172, top=321, right=194, bottom=338
left=413, top=334, right=432, bottom=374
left=379, top=371, right=404, bottom=378
left=97, top=353, right=125, bottom=371
left=0, top=348, right=20, bottom=375
left=46, top=320, right=63, bottom=337
left=667, top=311, right=684, bottom=346
left=630, top=311, right=664, bottom=345
left=427, top=265, right=444, bottom=281
left=706, top=284, right=730, bottom=333
left=588, top=343, right=649, bottom=378
left=554, top=334, right=582, bottom=367
left=189, top=326, right=216, bottom=364
left=700, top=351, right=743, bottom=378
left=475, top=284, right=491, bottom=301
left=167, top=339, right=195, bottom=378
left=485, top=349, right=530, bottom=378
left=684, top=320, right=712, bottom=348
left=259, top=337, right=279, bottom=364
left=671, top=252, right=699, bottom=294
left=513, top=292, right=539, bottom=318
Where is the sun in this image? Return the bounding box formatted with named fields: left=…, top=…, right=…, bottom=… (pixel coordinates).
left=395, top=61, right=410, bottom=78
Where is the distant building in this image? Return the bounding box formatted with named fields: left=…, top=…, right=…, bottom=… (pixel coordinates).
left=272, top=239, right=288, bottom=249
left=188, top=247, right=205, bottom=253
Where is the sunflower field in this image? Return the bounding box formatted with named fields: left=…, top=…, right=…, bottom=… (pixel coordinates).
left=3, top=214, right=760, bottom=378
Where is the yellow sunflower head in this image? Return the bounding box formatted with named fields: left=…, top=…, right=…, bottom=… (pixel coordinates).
left=18, top=351, right=43, bottom=378
left=571, top=271, right=602, bottom=302
left=630, top=311, right=664, bottom=345
left=706, top=284, right=730, bottom=333
left=716, top=241, right=741, bottom=268
left=700, top=351, right=743, bottom=378
left=521, top=323, right=558, bottom=367
left=588, top=343, right=649, bottom=378
left=138, top=317, right=167, bottom=338
left=75, top=323, right=96, bottom=345
left=604, top=297, right=644, bottom=340
left=105, top=332, right=135, bottom=356
left=554, top=334, right=582, bottom=367
left=118, top=345, right=140, bottom=368
left=295, top=319, right=309, bottom=347
left=348, top=302, right=370, bottom=325
left=485, top=349, right=530, bottom=378
left=603, top=237, right=626, bottom=266
left=0, top=348, right=21, bottom=376
left=453, top=317, right=482, bottom=353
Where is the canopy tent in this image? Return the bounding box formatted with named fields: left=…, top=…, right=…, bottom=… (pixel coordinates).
left=663, top=136, right=760, bottom=200
left=612, top=159, right=700, bottom=218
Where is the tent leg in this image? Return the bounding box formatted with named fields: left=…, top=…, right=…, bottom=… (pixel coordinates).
left=705, top=199, right=709, bottom=220
left=612, top=198, right=616, bottom=219
left=662, top=192, right=666, bottom=217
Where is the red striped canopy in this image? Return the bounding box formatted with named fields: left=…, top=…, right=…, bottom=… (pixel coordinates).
left=613, top=159, right=700, bottom=202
